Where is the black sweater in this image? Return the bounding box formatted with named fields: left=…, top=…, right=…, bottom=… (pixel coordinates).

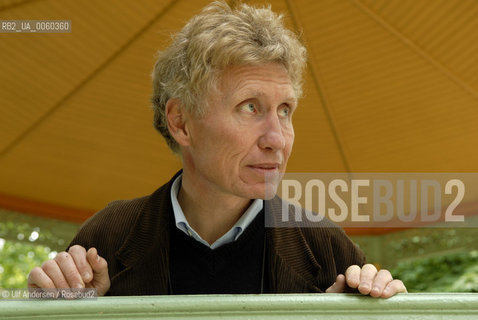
left=169, top=211, right=267, bottom=294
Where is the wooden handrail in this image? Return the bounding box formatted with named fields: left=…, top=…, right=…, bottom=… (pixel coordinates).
left=1, top=293, right=477, bottom=319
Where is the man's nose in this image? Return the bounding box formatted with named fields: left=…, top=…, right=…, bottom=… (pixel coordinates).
left=258, top=114, right=286, bottom=151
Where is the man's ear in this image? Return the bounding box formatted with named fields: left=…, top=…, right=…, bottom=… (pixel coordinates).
left=165, top=98, right=190, bottom=147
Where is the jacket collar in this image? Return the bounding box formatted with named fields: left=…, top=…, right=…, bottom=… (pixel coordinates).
left=114, top=171, right=181, bottom=268
left=112, top=171, right=181, bottom=294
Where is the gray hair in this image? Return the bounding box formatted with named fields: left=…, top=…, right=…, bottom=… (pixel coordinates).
left=151, top=1, right=307, bottom=153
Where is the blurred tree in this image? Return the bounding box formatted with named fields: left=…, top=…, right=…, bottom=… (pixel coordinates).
left=0, top=239, right=55, bottom=288
left=0, top=210, right=78, bottom=288
left=391, top=251, right=478, bottom=292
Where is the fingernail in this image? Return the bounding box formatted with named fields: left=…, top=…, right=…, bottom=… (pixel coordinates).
left=383, top=288, right=391, bottom=295
left=372, top=286, right=380, bottom=294
left=83, top=272, right=91, bottom=280
left=96, top=254, right=100, bottom=262
left=75, top=283, right=84, bottom=289
left=360, top=284, right=370, bottom=291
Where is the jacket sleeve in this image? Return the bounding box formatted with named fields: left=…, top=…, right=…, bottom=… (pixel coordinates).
left=67, top=197, right=148, bottom=285
left=301, top=221, right=366, bottom=291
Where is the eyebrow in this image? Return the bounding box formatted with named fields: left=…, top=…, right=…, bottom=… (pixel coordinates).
left=234, top=90, right=298, bottom=105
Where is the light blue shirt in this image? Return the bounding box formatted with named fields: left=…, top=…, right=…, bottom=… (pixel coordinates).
left=170, top=174, right=263, bottom=249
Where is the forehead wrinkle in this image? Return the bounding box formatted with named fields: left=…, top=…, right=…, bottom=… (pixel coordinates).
left=218, top=65, right=297, bottom=105
left=228, top=86, right=297, bottom=107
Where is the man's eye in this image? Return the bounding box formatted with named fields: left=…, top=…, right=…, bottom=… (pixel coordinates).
left=278, top=107, right=290, bottom=117
left=241, top=103, right=256, bottom=113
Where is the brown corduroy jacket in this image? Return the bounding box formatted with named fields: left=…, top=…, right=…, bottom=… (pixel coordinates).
left=69, top=172, right=365, bottom=295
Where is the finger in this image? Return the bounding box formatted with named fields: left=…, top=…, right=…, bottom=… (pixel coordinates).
left=344, top=265, right=361, bottom=289
left=326, top=274, right=346, bottom=293
left=28, top=267, right=56, bottom=289
left=69, top=245, right=93, bottom=284
left=381, top=279, right=407, bottom=298
left=357, top=264, right=378, bottom=295
left=40, top=259, right=70, bottom=288
left=55, top=252, right=85, bottom=288
left=370, top=269, right=392, bottom=298
left=86, top=248, right=110, bottom=296
left=86, top=248, right=108, bottom=276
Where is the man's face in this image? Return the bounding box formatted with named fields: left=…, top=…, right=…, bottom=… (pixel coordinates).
left=182, top=63, right=296, bottom=200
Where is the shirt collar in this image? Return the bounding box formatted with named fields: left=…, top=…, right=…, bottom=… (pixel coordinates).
left=170, top=174, right=263, bottom=249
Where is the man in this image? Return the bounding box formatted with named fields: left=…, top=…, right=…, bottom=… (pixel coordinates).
left=28, top=1, right=406, bottom=297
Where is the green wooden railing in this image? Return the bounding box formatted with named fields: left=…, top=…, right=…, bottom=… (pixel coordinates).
left=1, top=293, right=478, bottom=319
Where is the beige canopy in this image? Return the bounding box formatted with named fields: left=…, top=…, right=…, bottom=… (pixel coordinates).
left=1, top=0, right=477, bottom=233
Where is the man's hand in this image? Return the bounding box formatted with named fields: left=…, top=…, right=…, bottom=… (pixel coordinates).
left=326, top=264, right=407, bottom=298
left=28, top=245, right=110, bottom=296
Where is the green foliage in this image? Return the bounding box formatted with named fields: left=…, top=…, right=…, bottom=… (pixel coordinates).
left=391, top=251, right=478, bottom=292
left=0, top=239, right=56, bottom=288
left=0, top=211, right=78, bottom=289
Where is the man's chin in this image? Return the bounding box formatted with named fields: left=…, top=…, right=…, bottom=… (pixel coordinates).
left=238, top=171, right=281, bottom=199
left=243, top=182, right=278, bottom=200
left=263, top=181, right=279, bottom=200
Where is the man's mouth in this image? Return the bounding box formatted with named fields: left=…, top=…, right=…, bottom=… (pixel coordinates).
left=247, top=163, right=280, bottom=172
